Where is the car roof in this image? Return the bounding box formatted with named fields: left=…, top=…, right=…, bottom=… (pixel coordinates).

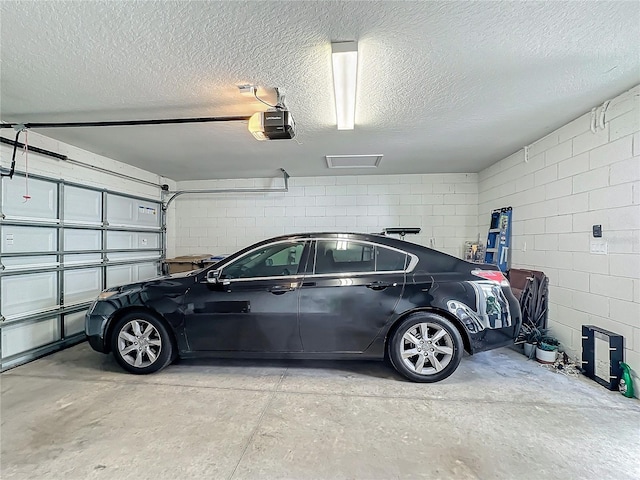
left=204, top=231, right=468, bottom=275
left=263, top=231, right=432, bottom=255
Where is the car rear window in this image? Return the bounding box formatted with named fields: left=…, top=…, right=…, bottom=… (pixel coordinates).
left=315, top=240, right=407, bottom=274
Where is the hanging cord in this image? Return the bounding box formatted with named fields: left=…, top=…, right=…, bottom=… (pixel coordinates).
left=0, top=129, right=22, bottom=178
left=254, top=87, right=284, bottom=109
left=22, top=130, right=31, bottom=202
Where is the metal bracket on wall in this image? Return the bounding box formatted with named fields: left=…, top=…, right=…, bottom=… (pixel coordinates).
left=161, top=168, right=290, bottom=210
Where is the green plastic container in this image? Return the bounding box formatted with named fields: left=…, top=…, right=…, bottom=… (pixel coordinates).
left=619, top=362, right=635, bottom=398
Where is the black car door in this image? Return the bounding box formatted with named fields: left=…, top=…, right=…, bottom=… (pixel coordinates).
left=183, top=240, right=310, bottom=352
left=298, top=239, right=407, bottom=353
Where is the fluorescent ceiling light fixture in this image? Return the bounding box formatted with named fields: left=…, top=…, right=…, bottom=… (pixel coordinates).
left=326, top=154, right=383, bottom=169
left=331, top=41, right=358, bottom=130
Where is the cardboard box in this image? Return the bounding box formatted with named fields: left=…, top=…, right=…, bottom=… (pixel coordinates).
left=164, top=254, right=213, bottom=274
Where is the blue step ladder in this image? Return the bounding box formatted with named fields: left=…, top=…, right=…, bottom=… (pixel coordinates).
left=484, top=207, right=512, bottom=272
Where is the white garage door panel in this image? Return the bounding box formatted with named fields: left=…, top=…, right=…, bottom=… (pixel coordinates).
left=1, top=226, right=57, bottom=253
left=2, top=255, right=58, bottom=271
left=107, top=194, right=160, bottom=228
left=64, top=229, right=101, bottom=251
left=106, top=230, right=133, bottom=249
left=1, top=272, right=58, bottom=318
left=64, top=268, right=102, bottom=305
left=138, top=232, right=160, bottom=249
left=64, top=311, right=88, bottom=337
left=63, top=253, right=102, bottom=266
left=107, top=265, right=133, bottom=288
left=2, top=317, right=60, bottom=359
left=107, top=231, right=160, bottom=250
left=138, top=263, right=160, bottom=281
left=2, top=177, right=58, bottom=221
left=64, top=186, right=101, bottom=224
left=106, top=262, right=159, bottom=288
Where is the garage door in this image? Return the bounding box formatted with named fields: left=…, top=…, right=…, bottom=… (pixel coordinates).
left=0, top=172, right=163, bottom=370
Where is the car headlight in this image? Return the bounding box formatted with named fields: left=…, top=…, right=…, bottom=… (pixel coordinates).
left=97, top=291, right=118, bottom=300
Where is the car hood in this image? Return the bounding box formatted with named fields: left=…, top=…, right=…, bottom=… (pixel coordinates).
left=164, top=269, right=203, bottom=279
left=106, top=270, right=200, bottom=294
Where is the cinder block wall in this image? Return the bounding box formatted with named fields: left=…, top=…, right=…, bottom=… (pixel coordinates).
left=478, top=85, right=640, bottom=389
left=172, top=173, right=478, bottom=258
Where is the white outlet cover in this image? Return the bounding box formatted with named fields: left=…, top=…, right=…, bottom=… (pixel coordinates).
left=590, top=241, right=608, bottom=255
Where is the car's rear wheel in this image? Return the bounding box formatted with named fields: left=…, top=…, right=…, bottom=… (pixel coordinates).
left=110, top=312, right=174, bottom=374
left=389, top=312, right=464, bottom=382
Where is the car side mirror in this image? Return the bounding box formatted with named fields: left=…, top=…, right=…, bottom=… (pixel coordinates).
left=206, top=269, right=221, bottom=284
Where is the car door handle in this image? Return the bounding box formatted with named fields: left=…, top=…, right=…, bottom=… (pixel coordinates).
left=365, top=281, right=394, bottom=290
left=269, top=285, right=295, bottom=295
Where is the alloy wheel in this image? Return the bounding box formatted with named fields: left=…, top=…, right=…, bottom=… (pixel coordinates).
left=117, top=319, right=162, bottom=368
left=400, top=322, right=454, bottom=375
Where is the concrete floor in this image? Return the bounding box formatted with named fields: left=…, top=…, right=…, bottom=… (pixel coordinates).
left=2, top=344, right=639, bottom=480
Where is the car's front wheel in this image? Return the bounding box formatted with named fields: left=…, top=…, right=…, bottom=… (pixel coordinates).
left=389, top=312, right=464, bottom=382
left=110, top=312, right=174, bottom=374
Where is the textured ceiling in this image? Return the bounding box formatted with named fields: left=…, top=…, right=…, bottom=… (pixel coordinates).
left=1, top=1, right=639, bottom=181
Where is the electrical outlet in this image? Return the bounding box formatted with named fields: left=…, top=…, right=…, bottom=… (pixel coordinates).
left=238, top=84, right=257, bottom=96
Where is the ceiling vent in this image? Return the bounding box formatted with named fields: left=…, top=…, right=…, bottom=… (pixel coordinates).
left=326, top=154, right=383, bottom=169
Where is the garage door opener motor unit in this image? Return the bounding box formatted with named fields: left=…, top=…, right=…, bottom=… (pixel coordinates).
left=248, top=109, right=296, bottom=140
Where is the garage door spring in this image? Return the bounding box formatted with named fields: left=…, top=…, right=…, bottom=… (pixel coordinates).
left=22, top=130, right=31, bottom=202
left=0, top=129, right=22, bottom=179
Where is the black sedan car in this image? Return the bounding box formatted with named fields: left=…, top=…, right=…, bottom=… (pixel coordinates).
left=86, top=232, right=521, bottom=382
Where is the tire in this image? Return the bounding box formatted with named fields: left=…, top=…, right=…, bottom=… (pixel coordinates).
left=388, top=312, right=464, bottom=383
left=110, top=312, right=174, bottom=374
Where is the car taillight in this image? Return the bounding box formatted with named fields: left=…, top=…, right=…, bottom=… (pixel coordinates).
left=471, top=269, right=510, bottom=287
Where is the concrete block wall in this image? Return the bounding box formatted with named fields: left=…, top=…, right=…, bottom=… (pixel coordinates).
left=478, top=85, right=640, bottom=389
left=171, top=173, right=478, bottom=258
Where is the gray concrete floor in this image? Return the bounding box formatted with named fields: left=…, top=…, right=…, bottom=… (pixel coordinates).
left=2, top=344, right=639, bottom=480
